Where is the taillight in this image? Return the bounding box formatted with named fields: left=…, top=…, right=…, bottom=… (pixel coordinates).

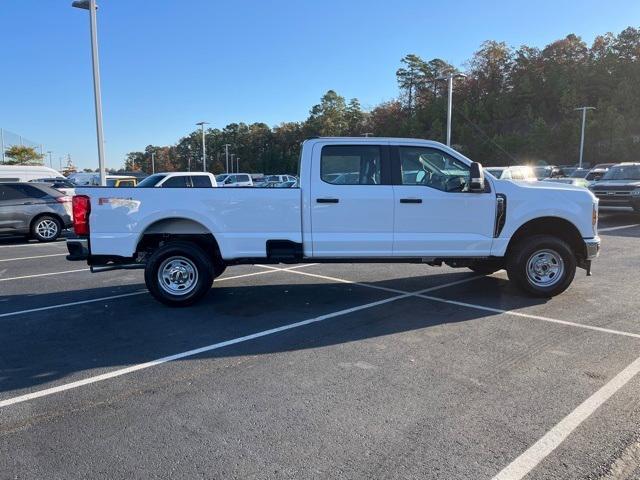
left=72, top=195, right=91, bottom=236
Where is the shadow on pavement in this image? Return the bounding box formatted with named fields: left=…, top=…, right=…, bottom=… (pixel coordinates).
left=0, top=271, right=549, bottom=395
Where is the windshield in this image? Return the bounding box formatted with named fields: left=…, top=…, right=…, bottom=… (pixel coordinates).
left=215, top=174, right=229, bottom=182
left=137, top=174, right=167, bottom=187
left=601, top=165, right=640, bottom=181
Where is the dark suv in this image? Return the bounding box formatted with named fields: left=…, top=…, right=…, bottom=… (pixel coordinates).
left=589, top=163, right=640, bottom=212
left=0, top=183, right=73, bottom=242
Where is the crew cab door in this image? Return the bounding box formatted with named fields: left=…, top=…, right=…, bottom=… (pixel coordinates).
left=310, top=143, right=394, bottom=257
left=391, top=145, right=495, bottom=257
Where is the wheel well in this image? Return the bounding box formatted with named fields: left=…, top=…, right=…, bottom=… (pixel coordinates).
left=135, top=218, right=223, bottom=271
left=507, top=217, right=584, bottom=258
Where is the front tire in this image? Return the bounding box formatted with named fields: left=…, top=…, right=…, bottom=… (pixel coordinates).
left=506, top=235, right=576, bottom=297
left=31, top=215, right=61, bottom=242
left=144, top=241, right=214, bottom=307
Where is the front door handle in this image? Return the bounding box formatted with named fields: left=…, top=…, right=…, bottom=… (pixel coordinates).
left=316, top=198, right=339, bottom=203
left=400, top=198, right=422, bottom=204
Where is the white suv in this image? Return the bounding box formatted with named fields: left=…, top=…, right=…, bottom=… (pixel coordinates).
left=215, top=173, right=253, bottom=187
left=137, top=172, right=218, bottom=188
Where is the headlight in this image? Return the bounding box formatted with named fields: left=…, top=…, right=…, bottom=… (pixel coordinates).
left=631, top=189, right=640, bottom=196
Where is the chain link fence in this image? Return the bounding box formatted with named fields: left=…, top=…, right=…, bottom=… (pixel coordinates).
left=0, top=128, right=44, bottom=164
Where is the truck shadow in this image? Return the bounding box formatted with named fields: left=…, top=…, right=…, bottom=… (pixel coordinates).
left=0, top=272, right=550, bottom=395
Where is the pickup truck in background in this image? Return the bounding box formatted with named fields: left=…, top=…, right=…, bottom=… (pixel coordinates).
left=67, top=137, right=600, bottom=306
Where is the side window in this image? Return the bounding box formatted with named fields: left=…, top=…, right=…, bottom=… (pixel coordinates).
left=0, top=186, right=25, bottom=201
left=119, top=180, right=135, bottom=187
left=162, top=176, right=189, bottom=188
left=239, top=175, right=250, bottom=183
left=398, top=147, right=470, bottom=192
left=321, top=145, right=381, bottom=185
left=191, top=175, right=212, bottom=187
left=13, top=184, right=49, bottom=198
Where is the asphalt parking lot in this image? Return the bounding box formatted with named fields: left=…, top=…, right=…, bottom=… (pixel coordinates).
left=1, top=209, right=640, bottom=479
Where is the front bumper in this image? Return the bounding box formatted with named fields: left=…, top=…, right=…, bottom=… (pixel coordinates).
left=66, top=237, right=89, bottom=261
left=584, top=236, right=601, bottom=260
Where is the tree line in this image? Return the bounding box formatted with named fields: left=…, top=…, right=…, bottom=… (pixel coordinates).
left=124, top=27, right=640, bottom=174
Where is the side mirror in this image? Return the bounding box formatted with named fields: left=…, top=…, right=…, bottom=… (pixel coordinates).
left=469, top=162, right=485, bottom=192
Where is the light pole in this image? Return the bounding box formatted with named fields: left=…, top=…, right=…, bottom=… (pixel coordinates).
left=196, top=121, right=209, bottom=172
left=575, top=107, right=595, bottom=169
left=72, top=0, right=106, bottom=186
left=47, top=151, right=53, bottom=169
left=236, top=156, right=240, bottom=173
left=151, top=151, right=156, bottom=174
left=223, top=144, right=231, bottom=173
left=230, top=154, right=235, bottom=173
left=437, top=72, right=467, bottom=146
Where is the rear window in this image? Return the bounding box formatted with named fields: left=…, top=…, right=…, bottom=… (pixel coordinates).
left=191, top=175, right=212, bottom=187
left=162, top=176, right=189, bottom=188
left=321, top=145, right=381, bottom=185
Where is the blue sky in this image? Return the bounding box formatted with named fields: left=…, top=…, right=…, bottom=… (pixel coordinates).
left=1, top=0, right=638, bottom=170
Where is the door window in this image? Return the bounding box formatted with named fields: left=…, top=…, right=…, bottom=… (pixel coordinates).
left=398, top=147, right=470, bottom=192
left=321, top=145, right=381, bottom=185
left=191, top=175, right=212, bottom=187
left=162, top=176, right=190, bottom=187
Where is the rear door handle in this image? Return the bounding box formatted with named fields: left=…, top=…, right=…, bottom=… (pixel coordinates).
left=400, top=198, right=422, bottom=204
left=316, top=198, right=339, bottom=203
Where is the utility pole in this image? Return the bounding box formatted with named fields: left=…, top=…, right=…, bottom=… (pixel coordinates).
left=151, top=152, right=156, bottom=174
left=47, top=151, right=53, bottom=168
left=575, top=107, right=595, bottom=169
left=0, top=128, right=4, bottom=163
left=437, top=72, right=467, bottom=146
left=196, top=121, right=209, bottom=172
left=223, top=144, right=231, bottom=173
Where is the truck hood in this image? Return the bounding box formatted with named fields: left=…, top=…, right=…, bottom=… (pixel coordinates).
left=493, top=178, right=597, bottom=203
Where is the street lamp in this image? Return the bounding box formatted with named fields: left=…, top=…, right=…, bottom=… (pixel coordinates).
left=575, top=107, right=595, bottom=169
left=437, top=72, right=467, bottom=146
left=236, top=156, right=240, bottom=173
left=223, top=144, right=231, bottom=173
left=72, top=0, right=106, bottom=186
left=47, top=151, right=53, bottom=169
left=230, top=153, right=235, bottom=173
left=151, top=151, right=156, bottom=174
left=195, top=121, right=209, bottom=172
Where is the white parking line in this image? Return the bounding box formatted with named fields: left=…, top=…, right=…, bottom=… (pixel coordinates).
left=0, top=265, right=315, bottom=319
left=0, top=241, right=67, bottom=249
left=0, top=268, right=476, bottom=408
left=492, top=354, right=640, bottom=480
left=0, top=268, right=89, bottom=282
left=0, top=253, right=67, bottom=263
left=275, top=267, right=640, bottom=340
left=599, top=224, right=640, bottom=232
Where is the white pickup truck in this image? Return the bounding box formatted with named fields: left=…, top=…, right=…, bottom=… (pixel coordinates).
left=67, top=137, right=600, bottom=306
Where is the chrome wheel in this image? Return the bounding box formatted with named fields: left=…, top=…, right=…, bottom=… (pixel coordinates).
left=526, top=249, right=564, bottom=287
left=157, top=256, right=199, bottom=296
left=36, top=219, right=58, bottom=239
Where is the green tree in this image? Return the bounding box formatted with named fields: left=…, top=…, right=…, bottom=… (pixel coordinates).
left=4, top=145, right=43, bottom=165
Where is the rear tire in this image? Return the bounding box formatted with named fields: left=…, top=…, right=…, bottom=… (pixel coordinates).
left=506, top=234, right=576, bottom=297
left=144, top=241, right=214, bottom=307
left=31, top=215, right=61, bottom=242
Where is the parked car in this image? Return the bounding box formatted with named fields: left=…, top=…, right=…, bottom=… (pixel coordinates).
left=532, top=166, right=562, bottom=180
left=136, top=172, right=217, bottom=188
left=0, top=165, right=65, bottom=183
left=588, top=162, right=640, bottom=212
left=585, top=163, right=616, bottom=183
left=485, top=166, right=537, bottom=181
left=68, top=173, right=138, bottom=187
left=215, top=173, right=253, bottom=187
left=262, top=174, right=297, bottom=184
left=541, top=177, right=589, bottom=188
left=0, top=183, right=72, bottom=242
left=29, top=178, right=76, bottom=196
left=67, top=137, right=600, bottom=306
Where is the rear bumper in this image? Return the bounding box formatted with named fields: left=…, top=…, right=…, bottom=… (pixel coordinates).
left=66, top=238, right=89, bottom=261
left=584, top=236, right=601, bottom=260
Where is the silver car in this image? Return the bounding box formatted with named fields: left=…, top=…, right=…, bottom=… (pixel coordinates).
left=0, top=183, right=73, bottom=242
